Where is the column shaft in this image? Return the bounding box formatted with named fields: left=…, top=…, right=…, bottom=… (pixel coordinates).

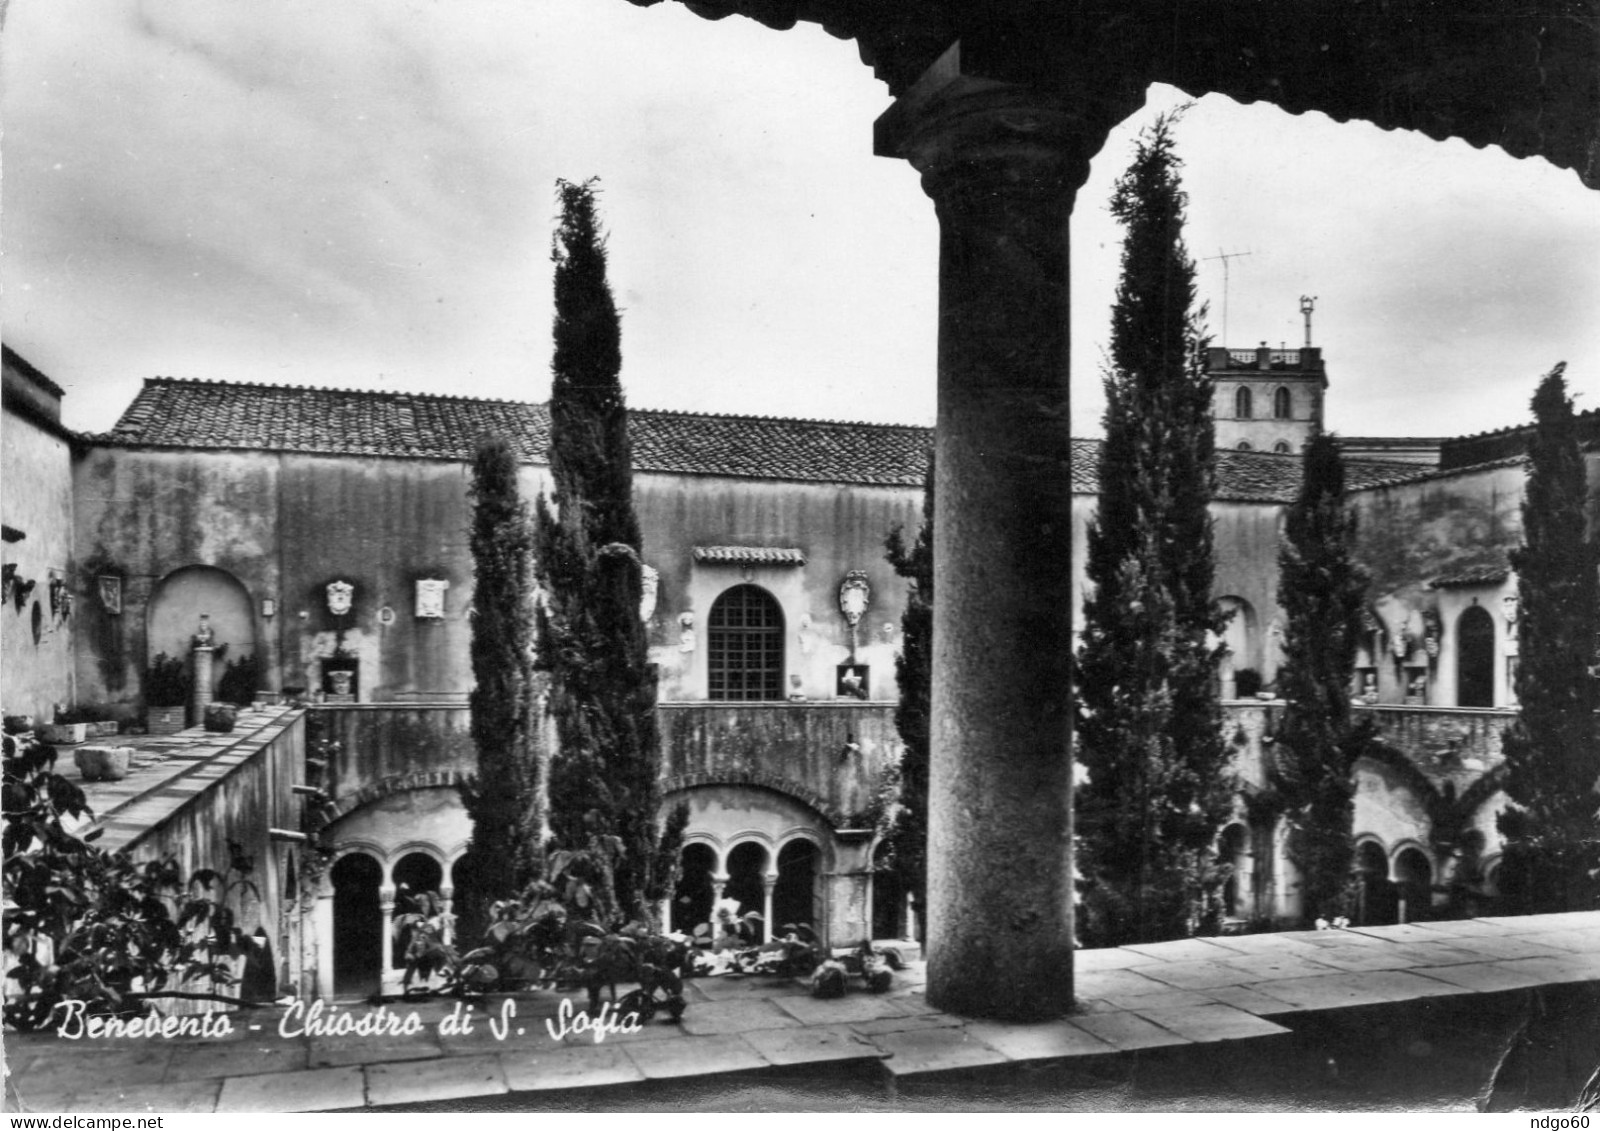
left=877, top=62, right=1141, bottom=1020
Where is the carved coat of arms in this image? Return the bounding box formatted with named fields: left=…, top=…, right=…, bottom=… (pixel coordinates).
left=416, top=579, right=449, bottom=619
left=327, top=580, right=355, bottom=617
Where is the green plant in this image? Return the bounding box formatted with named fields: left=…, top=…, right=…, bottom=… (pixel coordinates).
left=144, top=652, right=191, bottom=709
left=2, top=731, right=252, bottom=1031
left=216, top=652, right=262, bottom=707
left=1075, top=110, right=1234, bottom=947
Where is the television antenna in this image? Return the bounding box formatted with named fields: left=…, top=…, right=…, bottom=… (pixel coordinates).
left=1202, top=249, right=1253, bottom=344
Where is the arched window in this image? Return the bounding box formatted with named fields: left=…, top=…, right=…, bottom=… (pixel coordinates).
left=1273, top=441, right=1292, bottom=454
left=1235, top=386, right=1254, bottom=419
left=1236, top=441, right=1253, bottom=451
left=709, top=585, right=785, bottom=700
left=1456, top=605, right=1496, bottom=707
left=1273, top=386, right=1292, bottom=419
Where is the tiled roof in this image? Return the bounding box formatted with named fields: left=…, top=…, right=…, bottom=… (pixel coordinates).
left=693, top=546, right=808, bottom=566
left=1430, top=565, right=1511, bottom=588
left=94, top=377, right=1434, bottom=500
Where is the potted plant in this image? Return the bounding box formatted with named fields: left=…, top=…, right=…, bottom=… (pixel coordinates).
left=144, top=652, right=191, bottom=735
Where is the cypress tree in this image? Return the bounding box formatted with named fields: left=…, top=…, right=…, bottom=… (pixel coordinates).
left=1275, top=432, right=1374, bottom=923
left=1075, top=112, right=1234, bottom=947
left=884, top=451, right=933, bottom=943
left=1497, top=363, right=1600, bottom=915
left=534, top=178, right=675, bottom=928
left=461, top=435, right=544, bottom=915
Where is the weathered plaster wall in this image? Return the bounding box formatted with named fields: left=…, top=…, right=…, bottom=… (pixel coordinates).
left=310, top=705, right=478, bottom=814
left=658, top=701, right=900, bottom=826
left=1, top=407, right=76, bottom=719
left=636, top=474, right=922, bottom=704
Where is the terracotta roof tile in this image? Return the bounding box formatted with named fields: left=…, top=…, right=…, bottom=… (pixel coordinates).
left=92, top=377, right=1433, bottom=501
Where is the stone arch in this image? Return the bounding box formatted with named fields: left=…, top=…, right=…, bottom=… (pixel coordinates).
left=774, top=835, right=822, bottom=933
left=723, top=840, right=770, bottom=924
left=1456, top=604, right=1496, bottom=707
left=1354, top=837, right=1396, bottom=925
left=330, top=850, right=383, bottom=996
left=321, top=770, right=472, bottom=824
left=147, top=565, right=256, bottom=697
left=1218, top=822, right=1252, bottom=919
left=661, top=772, right=845, bottom=828
left=1392, top=842, right=1434, bottom=922
left=672, top=842, right=719, bottom=934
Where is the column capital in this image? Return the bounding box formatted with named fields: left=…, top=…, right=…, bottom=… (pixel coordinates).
left=875, top=41, right=1145, bottom=206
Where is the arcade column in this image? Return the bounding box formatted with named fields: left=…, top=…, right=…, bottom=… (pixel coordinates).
left=876, top=45, right=1142, bottom=1020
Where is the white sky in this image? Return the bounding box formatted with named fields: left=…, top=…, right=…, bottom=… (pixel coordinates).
left=3, top=0, right=1597, bottom=439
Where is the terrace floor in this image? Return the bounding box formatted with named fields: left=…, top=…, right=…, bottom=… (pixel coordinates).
left=4, top=910, right=1597, bottom=1112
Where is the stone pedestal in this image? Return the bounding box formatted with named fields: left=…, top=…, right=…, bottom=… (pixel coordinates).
left=192, top=645, right=215, bottom=724
left=877, top=47, right=1141, bottom=1020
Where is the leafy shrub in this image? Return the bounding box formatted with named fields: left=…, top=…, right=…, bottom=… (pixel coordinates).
left=216, top=653, right=261, bottom=707
left=144, top=653, right=191, bottom=708
left=2, top=730, right=255, bottom=1031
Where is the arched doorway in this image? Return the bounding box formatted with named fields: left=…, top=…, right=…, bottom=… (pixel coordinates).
left=391, top=852, right=443, bottom=969
left=1219, top=823, right=1251, bottom=920
left=1456, top=605, right=1496, bottom=707
left=871, top=841, right=907, bottom=941
left=1356, top=841, right=1396, bottom=925
left=774, top=838, right=819, bottom=934
left=672, top=843, right=717, bottom=935
left=724, top=841, right=768, bottom=927
left=331, top=852, right=382, bottom=996
left=1394, top=847, right=1433, bottom=923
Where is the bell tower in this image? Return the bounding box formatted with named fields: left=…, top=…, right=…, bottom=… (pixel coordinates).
left=1210, top=297, right=1326, bottom=454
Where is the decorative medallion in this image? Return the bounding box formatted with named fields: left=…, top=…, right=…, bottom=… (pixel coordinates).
left=326, top=580, right=355, bottom=617
left=416, top=579, right=449, bottom=619
left=1501, top=595, right=1520, bottom=625
left=838, top=571, right=871, bottom=627
left=639, top=565, right=659, bottom=623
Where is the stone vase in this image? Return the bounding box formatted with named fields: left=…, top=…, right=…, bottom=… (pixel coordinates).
left=75, top=745, right=132, bottom=782
left=203, top=703, right=238, bottom=733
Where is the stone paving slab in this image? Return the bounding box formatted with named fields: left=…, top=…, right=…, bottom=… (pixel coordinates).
left=962, top=1019, right=1116, bottom=1062
left=1069, top=1010, right=1193, bottom=1051
left=1093, top=987, right=1223, bottom=1012
left=849, top=1011, right=964, bottom=1036
left=1251, top=969, right=1465, bottom=1011
left=365, top=1053, right=508, bottom=1107
left=162, top=1041, right=309, bottom=1082
left=1133, top=958, right=1261, bottom=990
left=1127, top=1003, right=1291, bottom=1043
left=308, top=1032, right=446, bottom=1068
left=1518, top=928, right=1600, bottom=953
left=1119, top=938, right=1248, bottom=963
left=499, top=1043, right=645, bottom=1092
left=1075, top=967, right=1180, bottom=1000
left=623, top=1033, right=769, bottom=1079
left=215, top=1066, right=366, bottom=1113
left=51, top=1080, right=223, bottom=1114
left=872, top=1026, right=1010, bottom=1076
left=1437, top=933, right=1570, bottom=961
left=772, top=991, right=909, bottom=1025
left=1342, top=923, right=1459, bottom=944
left=742, top=1023, right=885, bottom=1066
left=1194, top=983, right=1301, bottom=1016
left=677, top=996, right=802, bottom=1036
left=1218, top=952, right=1343, bottom=982
left=1412, top=961, right=1551, bottom=993
left=1073, top=947, right=1162, bottom=971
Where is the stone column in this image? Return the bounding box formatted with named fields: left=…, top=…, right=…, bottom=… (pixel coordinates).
left=379, top=883, right=397, bottom=993
left=439, top=884, right=454, bottom=947
left=314, top=877, right=335, bottom=1001
left=877, top=46, right=1142, bottom=1020
left=192, top=645, right=215, bottom=725
left=761, top=874, right=777, bottom=943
